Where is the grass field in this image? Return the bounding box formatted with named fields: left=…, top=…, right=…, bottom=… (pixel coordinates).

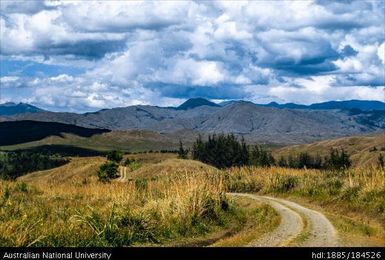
left=1, top=146, right=384, bottom=246
left=1, top=153, right=272, bottom=246
left=226, top=166, right=385, bottom=221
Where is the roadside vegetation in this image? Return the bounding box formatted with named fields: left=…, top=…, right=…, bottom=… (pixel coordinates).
left=226, top=166, right=385, bottom=223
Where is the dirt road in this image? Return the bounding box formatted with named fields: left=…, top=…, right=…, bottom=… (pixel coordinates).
left=230, top=193, right=339, bottom=247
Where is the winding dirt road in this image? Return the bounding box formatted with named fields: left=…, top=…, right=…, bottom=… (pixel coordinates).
left=116, top=169, right=339, bottom=247
left=229, top=193, right=339, bottom=247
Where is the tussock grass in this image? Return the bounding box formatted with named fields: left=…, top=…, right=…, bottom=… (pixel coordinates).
left=226, top=166, right=385, bottom=222
left=0, top=169, right=233, bottom=246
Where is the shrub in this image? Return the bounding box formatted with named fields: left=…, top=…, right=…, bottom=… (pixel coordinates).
left=15, top=182, right=28, bottom=193
left=124, top=158, right=140, bottom=171
left=98, top=162, right=119, bottom=182
left=274, top=176, right=298, bottom=193
left=106, top=151, right=124, bottom=164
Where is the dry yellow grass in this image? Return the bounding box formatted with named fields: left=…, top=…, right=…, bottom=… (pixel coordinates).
left=1, top=158, right=232, bottom=247
left=127, top=158, right=221, bottom=180
left=18, top=157, right=105, bottom=185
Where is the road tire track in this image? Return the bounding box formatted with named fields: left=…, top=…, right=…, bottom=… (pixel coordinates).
left=264, top=196, right=339, bottom=247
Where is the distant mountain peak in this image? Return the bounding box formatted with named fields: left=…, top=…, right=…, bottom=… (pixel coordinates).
left=177, top=98, right=220, bottom=110
left=0, top=102, right=44, bottom=116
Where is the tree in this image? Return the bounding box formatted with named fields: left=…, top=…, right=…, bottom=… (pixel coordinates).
left=191, top=134, right=251, bottom=168
left=278, top=156, right=287, bottom=167
left=249, top=145, right=275, bottom=167
left=192, top=135, right=204, bottom=161
left=177, top=141, right=188, bottom=159
left=325, top=148, right=351, bottom=170
left=106, top=150, right=123, bottom=164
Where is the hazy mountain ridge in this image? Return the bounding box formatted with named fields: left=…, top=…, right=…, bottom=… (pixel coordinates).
left=259, top=100, right=385, bottom=110
left=0, top=102, right=44, bottom=116
left=2, top=99, right=385, bottom=144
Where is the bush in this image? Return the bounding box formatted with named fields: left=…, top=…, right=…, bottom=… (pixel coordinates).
left=15, top=182, right=28, bottom=193
left=106, top=151, right=124, bottom=164
left=98, top=162, right=119, bottom=182
left=274, top=176, right=298, bottom=193
left=123, top=158, right=140, bottom=171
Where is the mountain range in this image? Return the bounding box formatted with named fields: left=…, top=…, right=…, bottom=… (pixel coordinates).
left=0, top=98, right=384, bottom=144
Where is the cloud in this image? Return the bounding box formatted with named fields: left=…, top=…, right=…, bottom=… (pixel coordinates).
left=0, top=0, right=384, bottom=112
left=378, top=42, right=385, bottom=65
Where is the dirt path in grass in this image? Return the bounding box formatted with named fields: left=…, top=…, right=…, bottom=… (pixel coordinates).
left=117, top=166, right=129, bottom=182
left=229, top=193, right=339, bottom=247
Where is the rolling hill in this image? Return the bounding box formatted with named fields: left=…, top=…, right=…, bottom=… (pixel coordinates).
left=273, top=133, right=385, bottom=167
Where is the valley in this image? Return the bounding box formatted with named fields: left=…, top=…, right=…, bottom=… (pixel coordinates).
left=0, top=99, right=384, bottom=247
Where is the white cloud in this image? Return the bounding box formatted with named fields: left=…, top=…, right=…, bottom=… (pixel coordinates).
left=0, top=0, right=384, bottom=111
left=378, top=42, right=385, bottom=65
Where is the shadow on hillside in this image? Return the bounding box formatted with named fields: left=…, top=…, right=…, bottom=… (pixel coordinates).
left=4, top=144, right=106, bottom=157
left=0, top=120, right=110, bottom=146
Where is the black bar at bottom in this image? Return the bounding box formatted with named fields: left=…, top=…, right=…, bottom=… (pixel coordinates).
left=0, top=247, right=384, bottom=260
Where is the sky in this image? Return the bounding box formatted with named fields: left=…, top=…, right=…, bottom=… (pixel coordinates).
left=0, top=0, right=384, bottom=112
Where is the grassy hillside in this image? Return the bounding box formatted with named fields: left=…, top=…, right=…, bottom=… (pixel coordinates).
left=3, top=150, right=384, bottom=246
left=0, top=131, right=182, bottom=153
left=273, top=133, right=385, bottom=167
left=18, top=153, right=178, bottom=185
left=127, top=158, right=221, bottom=181
left=18, top=157, right=105, bottom=185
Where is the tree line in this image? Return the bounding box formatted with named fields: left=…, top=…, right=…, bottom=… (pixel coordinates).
left=183, top=134, right=353, bottom=170
left=0, top=151, right=68, bottom=180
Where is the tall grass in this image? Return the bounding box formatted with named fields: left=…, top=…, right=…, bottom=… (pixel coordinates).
left=226, top=166, right=385, bottom=222
left=0, top=171, right=231, bottom=246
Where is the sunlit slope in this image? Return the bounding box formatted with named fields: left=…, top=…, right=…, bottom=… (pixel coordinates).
left=273, top=133, right=385, bottom=166
left=18, top=157, right=105, bottom=185
left=121, top=158, right=221, bottom=181
left=1, top=130, right=184, bottom=153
